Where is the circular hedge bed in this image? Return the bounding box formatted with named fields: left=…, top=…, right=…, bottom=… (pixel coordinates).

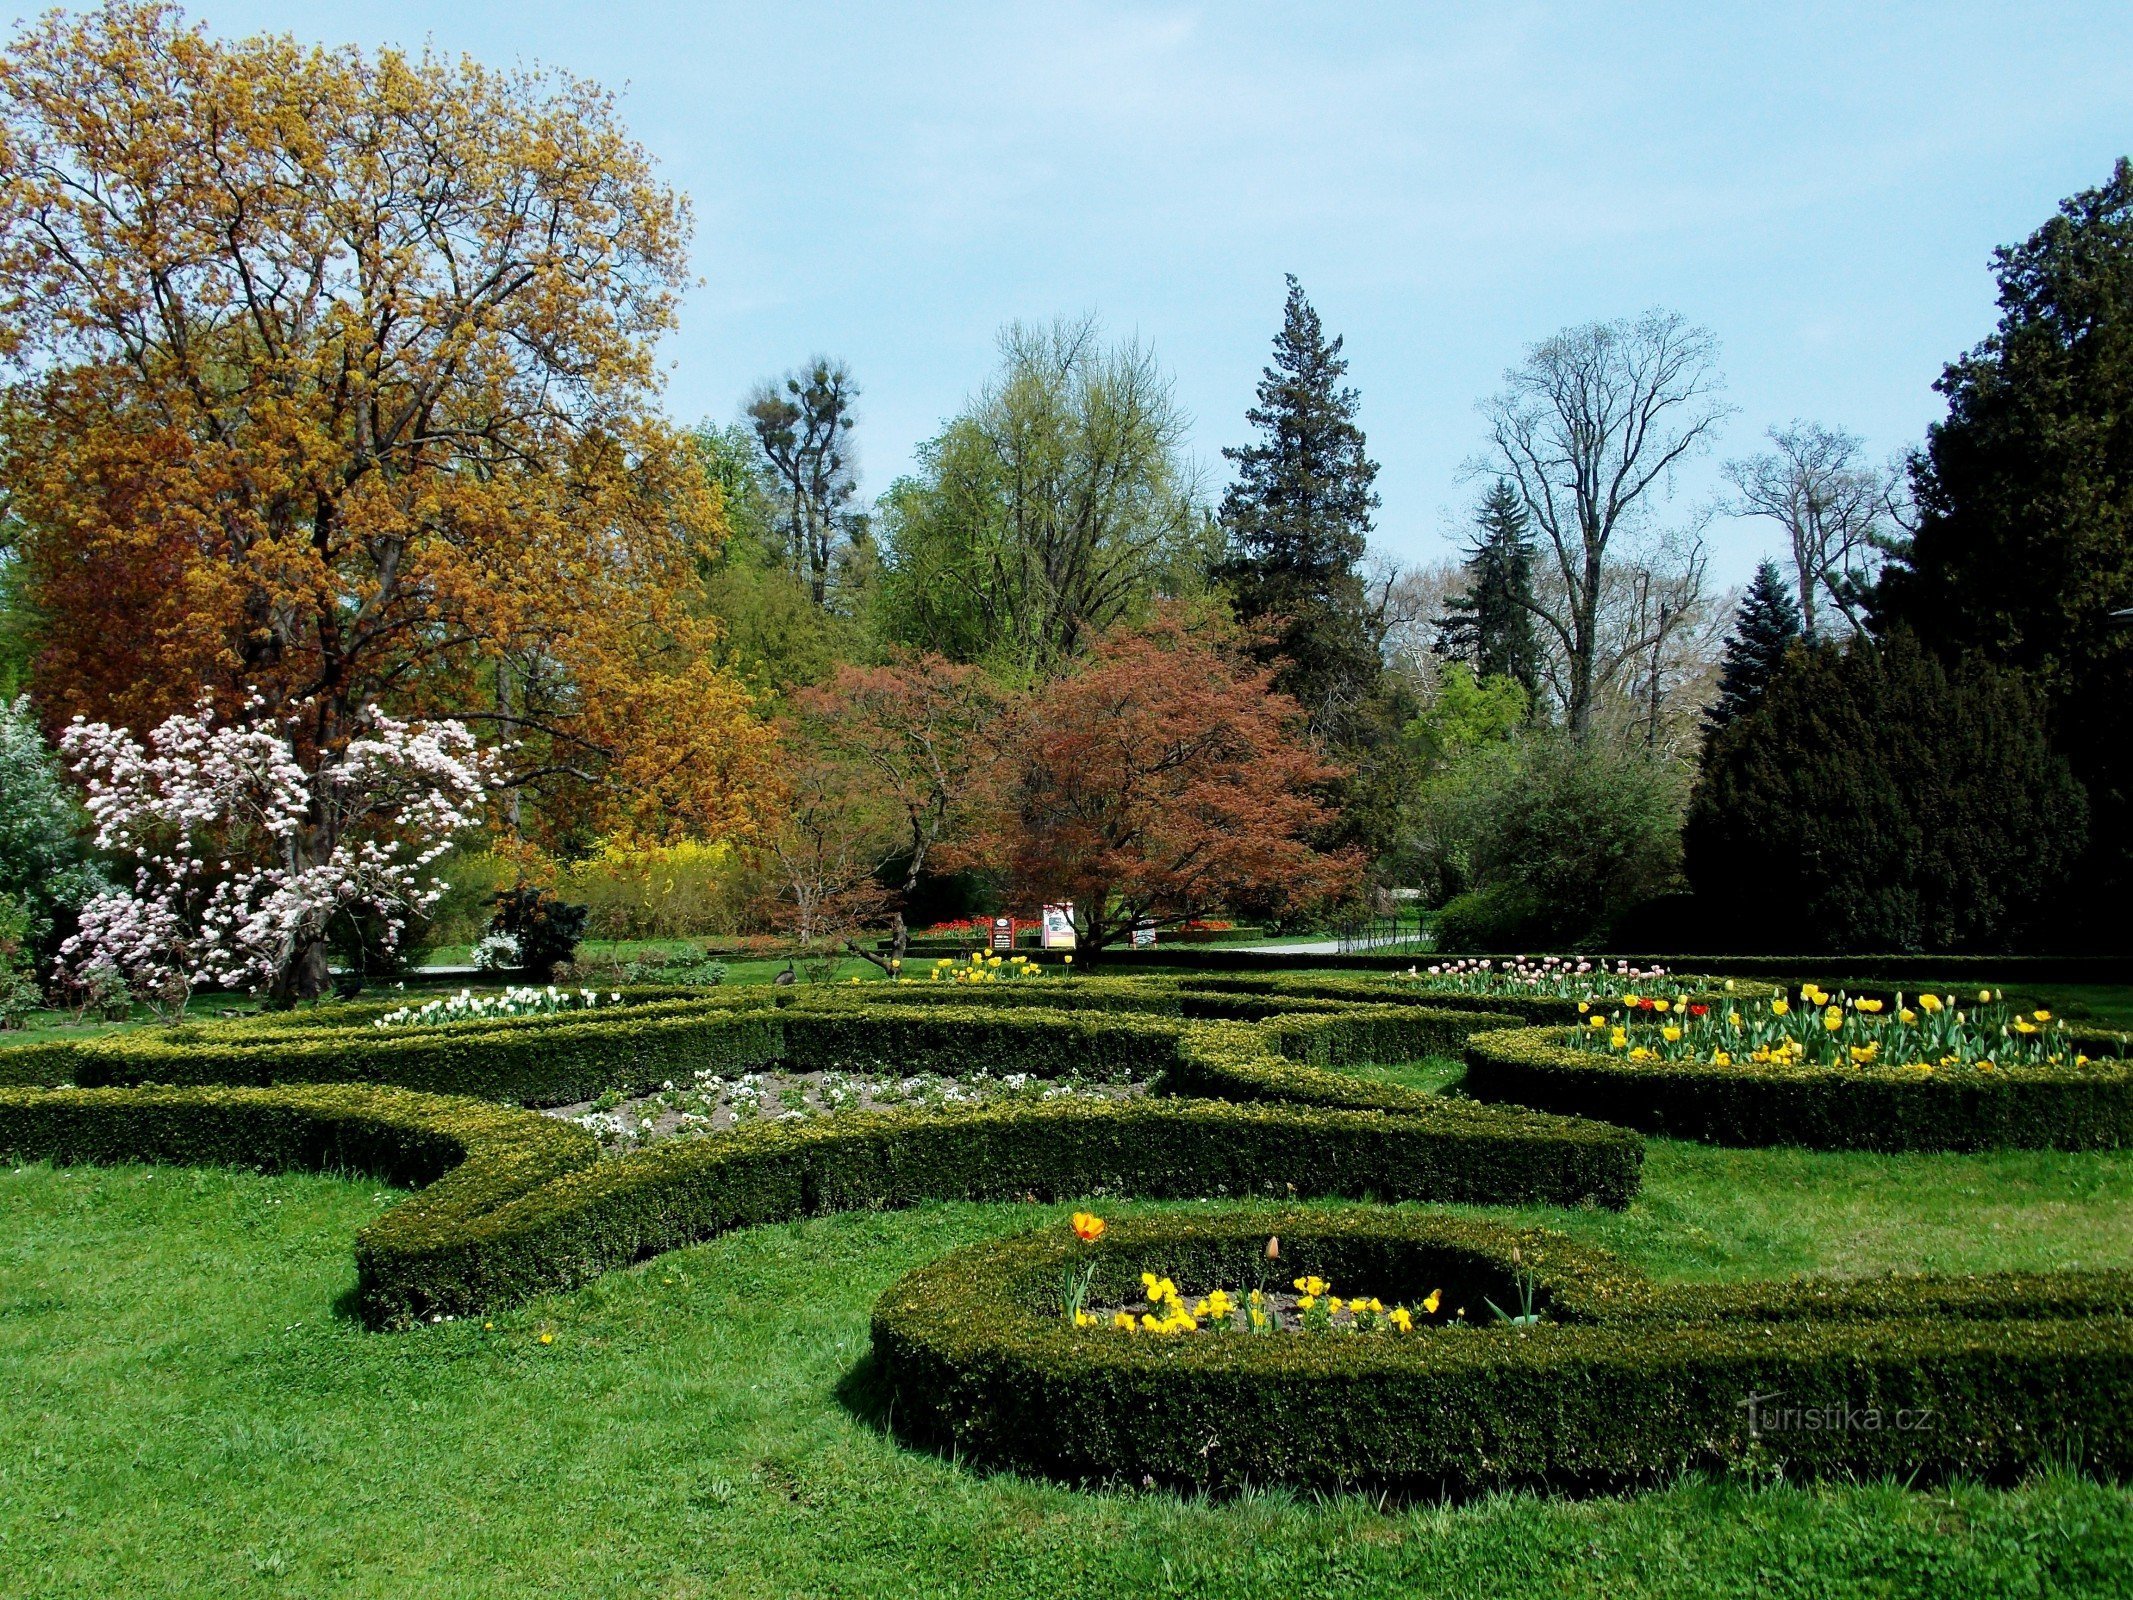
left=1462, top=1024, right=2133, bottom=1150
left=871, top=1208, right=2133, bottom=1494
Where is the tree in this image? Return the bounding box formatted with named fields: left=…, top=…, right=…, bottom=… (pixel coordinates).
left=746, top=359, right=863, bottom=608
left=957, top=611, right=1359, bottom=955
left=1473, top=311, right=1732, bottom=737
left=692, top=422, right=862, bottom=690
left=1428, top=733, right=1687, bottom=950
left=1725, top=422, right=1891, bottom=641
left=0, top=694, right=105, bottom=947
left=1436, top=479, right=1540, bottom=697
left=1401, top=661, right=1529, bottom=769
left=876, top=316, right=1213, bottom=673
left=791, top=653, right=1003, bottom=964
left=1609, top=539, right=1719, bottom=755
left=1218, top=276, right=1384, bottom=738
left=765, top=737, right=895, bottom=948
left=1685, top=631, right=2087, bottom=952
left=1704, top=560, right=1802, bottom=735
left=1876, top=159, right=2133, bottom=921
left=59, top=701, right=489, bottom=1007
left=0, top=4, right=780, bottom=901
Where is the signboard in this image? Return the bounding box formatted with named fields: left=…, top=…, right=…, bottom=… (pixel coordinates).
left=989, top=915, right=1015, bottom=952
left=1040, top=904, right=1076, bottom=950
left=1131, top=920, right=1157, bottom=949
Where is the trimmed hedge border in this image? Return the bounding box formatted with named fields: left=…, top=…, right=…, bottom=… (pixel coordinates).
left=0, top=1076, right=1641, bottom=1328
left=0, top=997, right=784, bottom=1103
left=1169, top=972, right=1777, bottom=1027
left=0, top=983, right=1521, bottom=1110
left=871, top=1209, right=2133, bottom=1494
left=1037, top=946, right=2133, bottom=986
left=1463, top=1024, right=2133, bottom=1151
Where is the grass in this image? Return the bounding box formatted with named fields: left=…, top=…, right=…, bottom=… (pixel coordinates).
left=7, top=1106, right=2133, bottom=1597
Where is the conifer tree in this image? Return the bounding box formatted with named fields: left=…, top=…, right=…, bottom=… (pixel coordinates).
left=1436, top=479, right=1541, bottom=697
left=1705, top=560, right=1803, bottom=735
left=1686, top=630, right=2086, bottom=952
left=1217, top=277, right=1383, bottom=738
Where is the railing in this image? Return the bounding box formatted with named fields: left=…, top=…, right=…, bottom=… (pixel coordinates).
left=1331, top=908, right=1433, bottom=956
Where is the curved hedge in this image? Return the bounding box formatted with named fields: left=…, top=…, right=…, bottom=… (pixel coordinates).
left=1170, top=972, right=1777, bottom=1026
left=0, top=983, right=1518, bottom=1111
left=1463, top=1025, right=2133, bottom=1151
left=871, top=1209, right=2133, bottom=1494
left=0, top=1075, right=1640, bottom=1328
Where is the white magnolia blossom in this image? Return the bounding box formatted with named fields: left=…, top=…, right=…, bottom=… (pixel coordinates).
left=59, top=699, right=493, bottom=997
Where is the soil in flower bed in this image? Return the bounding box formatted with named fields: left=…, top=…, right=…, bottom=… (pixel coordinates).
left=548, top=1067, right=1152, bottom=1153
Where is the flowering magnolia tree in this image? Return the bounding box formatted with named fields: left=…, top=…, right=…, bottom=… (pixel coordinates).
left=59, top=701, right=491, bottom=1009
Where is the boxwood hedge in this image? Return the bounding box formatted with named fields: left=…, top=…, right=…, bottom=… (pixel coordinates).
left=1463, top=1024, right=2133, bottom=1151
left=1172, top=972, right=1777, bottom=1026
left=0, top=983, right=1521, bottom=1110
left=871, top=1209, right=2133, bottom=1494
left=0, top=1074, right=1640, bottom=1328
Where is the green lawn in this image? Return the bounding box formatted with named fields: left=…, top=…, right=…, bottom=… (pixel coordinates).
left=6, top=1113, right=2133, bottom=1597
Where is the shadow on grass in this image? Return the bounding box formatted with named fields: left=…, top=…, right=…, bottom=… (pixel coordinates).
left=833, top=1349, right=895, bottom=1438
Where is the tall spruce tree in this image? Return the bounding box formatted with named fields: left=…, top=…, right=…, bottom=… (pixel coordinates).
left=1218, top=276, right=1383, bottom=739
left=1705, top=560, right=1803, bottom=735
left=1436, top=479, right=1541, bottom=697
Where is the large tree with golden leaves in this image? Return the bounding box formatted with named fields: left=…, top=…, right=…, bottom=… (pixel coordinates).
left=0, top=2, right=779, bottom=868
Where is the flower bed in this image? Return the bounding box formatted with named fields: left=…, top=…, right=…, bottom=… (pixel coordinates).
left=871, top=1209, right=2133, bottom=1494
left=1394, top=955, right=1674, bottom=1000
left=554, top=1065, right=1149, bottom=1152
left=925, top=951, right=1052, bottom=983
left=1463, top=1006, right=2133, bottom=1151
left=375, top=984, right=627, bottom=1028
left=1175, top=971, right=1776, bottom=1027
left=1567, top=983, right=2092, bottom=1075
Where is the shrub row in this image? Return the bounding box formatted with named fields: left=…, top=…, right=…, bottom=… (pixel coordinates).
left=7, top=998, right=783, bottom=1104
left=0, top=983, right=1517, bottom=1110
left=1017, top=945, right=2133, bottom=989
left=1171, top=972, right=1774, bottom=1027
left=0, top=1080, right=1641, bottom=1328
left=871, top=1209, right=2133, bottom=1494
left=1462, top=1025, right=2133, bottom=1151
left=0, top=1082, right=597, bottom=1254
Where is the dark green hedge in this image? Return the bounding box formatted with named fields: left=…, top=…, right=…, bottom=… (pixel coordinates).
left=0, top=985, right=1519, bottom=1110
left=0, top=1083, right=599, bottom=1286
left=19, top=998, right=783, bottom=1105
left=1019, top=946, right=2133, bottom=986
left=0, top=1079, right=1640, bottom=1328
left=366, top=1095, right=1636, bottom=1326
left=1463, top=1025, right=2133, bottom=1151
left=871, top=1209, right=2133, bottom=1494
left=1172, top=972, right=1776, bottom=1026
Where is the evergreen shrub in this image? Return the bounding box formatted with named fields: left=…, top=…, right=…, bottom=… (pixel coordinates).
left=872, top=1210, right=2133, bottom=1493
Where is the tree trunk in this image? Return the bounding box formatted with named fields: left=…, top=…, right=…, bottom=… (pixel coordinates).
left=274, top=938, right=332, bottom=1006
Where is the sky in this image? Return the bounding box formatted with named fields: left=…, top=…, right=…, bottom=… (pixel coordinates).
left=191, top=1, right=2133, bottom=585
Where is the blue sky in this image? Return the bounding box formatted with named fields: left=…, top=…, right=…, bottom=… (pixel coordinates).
left=195, top=2, right=2133, bottom=583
